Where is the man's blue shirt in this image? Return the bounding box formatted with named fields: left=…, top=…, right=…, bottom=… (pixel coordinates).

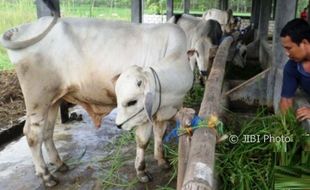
left=281, top=60, right=310, bottom=98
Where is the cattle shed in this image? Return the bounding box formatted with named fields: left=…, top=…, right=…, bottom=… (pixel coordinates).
left=32, top=0, right=309, bottom=189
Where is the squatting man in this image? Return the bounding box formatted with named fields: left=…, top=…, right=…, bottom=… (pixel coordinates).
left=280, top=18, right=310, bottom=121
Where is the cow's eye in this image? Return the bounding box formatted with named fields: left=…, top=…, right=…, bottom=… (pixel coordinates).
left=127, top=100, right=137, bottom=107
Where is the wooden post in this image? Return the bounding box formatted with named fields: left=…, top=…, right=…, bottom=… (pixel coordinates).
left=181, top=34, right=238, bottom=190
left=131, top=0, right=143, bottom=23
left=166, top=0, right=174, bottom=21
left=182, top=128, right=217, bottom=190
left=184, top=0, right=190, bottom=14
left=267, top=0, right=297, bottom=112
left=177, top=128, right=191, bottom=190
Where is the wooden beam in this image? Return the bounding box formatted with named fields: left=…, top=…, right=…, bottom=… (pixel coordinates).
left=225, top=68, right=271, bottom=96
left=181, top=33, right=238, bottom=190
left=199, top=34, right=236, bottom=117
left=177, top=128, right=191, bottom=190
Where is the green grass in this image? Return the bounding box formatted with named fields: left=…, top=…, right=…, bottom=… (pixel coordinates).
left=216, top=109, right=309, bottom=190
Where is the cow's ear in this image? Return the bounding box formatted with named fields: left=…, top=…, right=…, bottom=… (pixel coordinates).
left=144, top=91, right=153, bottom=122
left=111, top=74, right=121, bottom=85
left=209, top=47, right=218, bottom=58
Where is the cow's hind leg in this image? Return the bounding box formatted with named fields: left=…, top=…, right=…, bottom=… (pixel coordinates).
left=153, top=121, right=169, bottom=169
left=24, top=107, right=59, bottom=187
left=135, top=123, right=152, bottom=183
left=44, top=102, right=69, bottom=173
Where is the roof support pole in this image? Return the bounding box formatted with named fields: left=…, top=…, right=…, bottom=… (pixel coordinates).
left=184, top=0, right=190, bottom=14
left=219, top=0, right=228, bottom=11
left=35, top=0, right=60, bottom=18
left=258, top=0, right=272, bottom=66
left=131, top=0, right=143, bottom=23
left=267, top=0, right=297, bottom=111
left=251, top=0, right=261, bottom=29
left=167, top=0, right=174, bottom=20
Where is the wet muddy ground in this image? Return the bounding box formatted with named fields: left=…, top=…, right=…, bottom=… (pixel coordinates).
left=0, top=106, right=176, bottom=190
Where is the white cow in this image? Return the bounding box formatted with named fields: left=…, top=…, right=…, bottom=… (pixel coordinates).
left=0, top=15, right=188, bottom=186
left=168, top=14, right=222, bottom=76
left=203, top=8, right=238, bottom=34
left=115, top=52, right=193, bottom=182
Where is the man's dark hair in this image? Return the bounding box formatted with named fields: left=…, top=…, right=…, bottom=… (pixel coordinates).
left=280, top=18, right=310, bottom=45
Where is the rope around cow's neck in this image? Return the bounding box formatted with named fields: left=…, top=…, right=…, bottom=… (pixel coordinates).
left=150, top=67, right=162, bottom=115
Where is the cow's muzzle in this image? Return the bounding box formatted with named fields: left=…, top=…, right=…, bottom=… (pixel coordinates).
left=116, top=124, right=122, bottom=129
left=116, top=108, right=144, bottom=129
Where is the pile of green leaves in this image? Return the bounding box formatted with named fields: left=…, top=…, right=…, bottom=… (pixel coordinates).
left=216, top=110, right=309, bottom=189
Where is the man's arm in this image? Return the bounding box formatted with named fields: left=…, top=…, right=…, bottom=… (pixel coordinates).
left=279, top=97, right=293, bottom=113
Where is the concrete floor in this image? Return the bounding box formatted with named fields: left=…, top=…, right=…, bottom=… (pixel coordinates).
left=0, top=107, right=123, bottom=190
left=0, top=106, right=176, bottom=190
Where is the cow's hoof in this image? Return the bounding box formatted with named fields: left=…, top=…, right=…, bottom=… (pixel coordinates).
left=56, top=163, right=69, bottom=173
left=44, top=175, right=59, bottom=187
left=158, top=159, right=170, bottom=170
left=159, top=162, right=170, bottom=170
left=137, top=171, right=153, bottom=183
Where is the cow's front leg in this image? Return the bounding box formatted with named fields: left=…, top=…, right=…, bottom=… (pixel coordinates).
left=153, top=121, right=169, bottom=169
left=135, top=123, right=152, bottom=183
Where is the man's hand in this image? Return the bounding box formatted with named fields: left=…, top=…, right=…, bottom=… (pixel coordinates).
left=296, top=107, right=310, bottom=121
left=280, top=97, right=293, bottom=113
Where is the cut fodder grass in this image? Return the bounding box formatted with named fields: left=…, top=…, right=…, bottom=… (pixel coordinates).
left=275, top=168, right=310, bottom=190
left=216, top=109, right=309, bottom=190
left=96, top=131, right=178, bottom=189
left=97, top=132, right=137, bottom=189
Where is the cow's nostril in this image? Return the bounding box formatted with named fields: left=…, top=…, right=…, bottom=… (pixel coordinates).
left=200, top=70, right=208, bottom=76
left=116, top=124, right=122, bottom=129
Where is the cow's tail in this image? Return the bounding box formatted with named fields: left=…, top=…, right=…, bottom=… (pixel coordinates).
left=1, top=0, right=58, bottom=50
left=1, top=15, right=58, bottom=50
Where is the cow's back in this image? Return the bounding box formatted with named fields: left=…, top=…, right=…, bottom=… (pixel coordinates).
left=1, top=17, right=187, bottom=111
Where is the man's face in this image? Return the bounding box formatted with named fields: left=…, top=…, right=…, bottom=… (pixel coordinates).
left=281, top=36, right=308, bottom=62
